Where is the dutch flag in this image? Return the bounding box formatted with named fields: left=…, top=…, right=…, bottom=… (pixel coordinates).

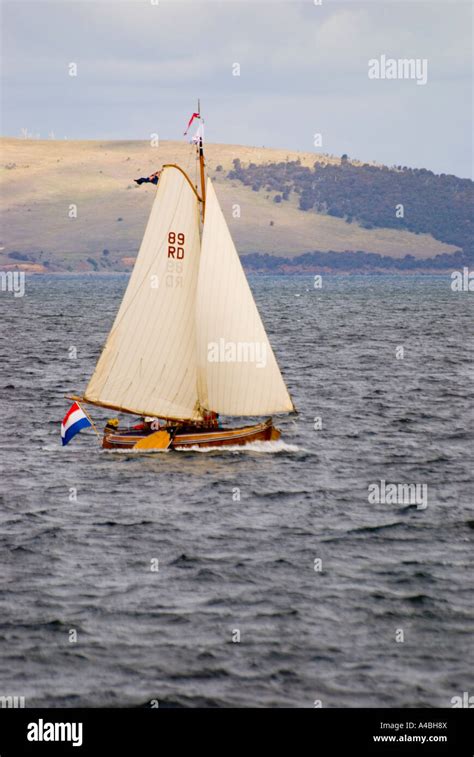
left=61, top=402, right=92, bottom=446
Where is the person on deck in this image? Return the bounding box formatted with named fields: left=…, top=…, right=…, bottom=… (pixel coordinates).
left=131, top=417, right=160, bottom=433
left=203, top=410, right=220, bottom=428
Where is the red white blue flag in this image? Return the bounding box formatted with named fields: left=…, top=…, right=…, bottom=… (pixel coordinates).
left=61, top=402, right=92, bottom=446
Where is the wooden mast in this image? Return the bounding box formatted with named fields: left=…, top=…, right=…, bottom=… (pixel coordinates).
left=197, top=99, right=206, bottom=222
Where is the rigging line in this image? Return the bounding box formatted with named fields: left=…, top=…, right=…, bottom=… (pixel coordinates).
left=183, top=126, right=198, bottom=190
left=183, top=142, right=197, bottom=202
left=184, top=140, right=193, bottom=177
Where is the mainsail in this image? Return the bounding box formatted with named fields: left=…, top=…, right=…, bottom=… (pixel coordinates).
left=84, top=166, right=203, bottom=420
left=196, top=179, right=295, bottom=416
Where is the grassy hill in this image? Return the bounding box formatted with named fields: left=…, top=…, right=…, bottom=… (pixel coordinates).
left=0, top=138, right=463, bottom=273
left=229, top=158, right=472, bottom=253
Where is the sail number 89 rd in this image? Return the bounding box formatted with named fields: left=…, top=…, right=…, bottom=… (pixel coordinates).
left=167, top=232, right=185, bottom=259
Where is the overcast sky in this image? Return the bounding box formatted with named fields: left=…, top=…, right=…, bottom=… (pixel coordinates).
left=1, top=0, right=472, bottom=177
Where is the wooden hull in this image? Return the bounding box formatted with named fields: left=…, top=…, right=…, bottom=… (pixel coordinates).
left=102, top=418, right=280, bottom=450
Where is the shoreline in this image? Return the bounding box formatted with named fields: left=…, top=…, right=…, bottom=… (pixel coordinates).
left=0, top=267, right=460, bottom=277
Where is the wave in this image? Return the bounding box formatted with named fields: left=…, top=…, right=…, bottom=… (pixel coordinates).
left=175, top=440, right=300, bottom=453
left=102, top=440, right=300, bottom=454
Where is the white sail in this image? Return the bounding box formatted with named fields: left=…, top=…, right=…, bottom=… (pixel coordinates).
left=196, top=179, right=294, bottom=416
left=85, top=165, right=203, bottom=420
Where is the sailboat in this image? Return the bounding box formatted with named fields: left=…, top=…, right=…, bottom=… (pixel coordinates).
left=67, top=107, right=295, bottom=450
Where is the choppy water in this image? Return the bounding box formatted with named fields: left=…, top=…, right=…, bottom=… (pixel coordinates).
left=0, top=273, right=472, bottom=707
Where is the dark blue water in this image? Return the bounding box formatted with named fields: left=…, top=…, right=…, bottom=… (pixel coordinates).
left=0, top=273, right=472, bottom=707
